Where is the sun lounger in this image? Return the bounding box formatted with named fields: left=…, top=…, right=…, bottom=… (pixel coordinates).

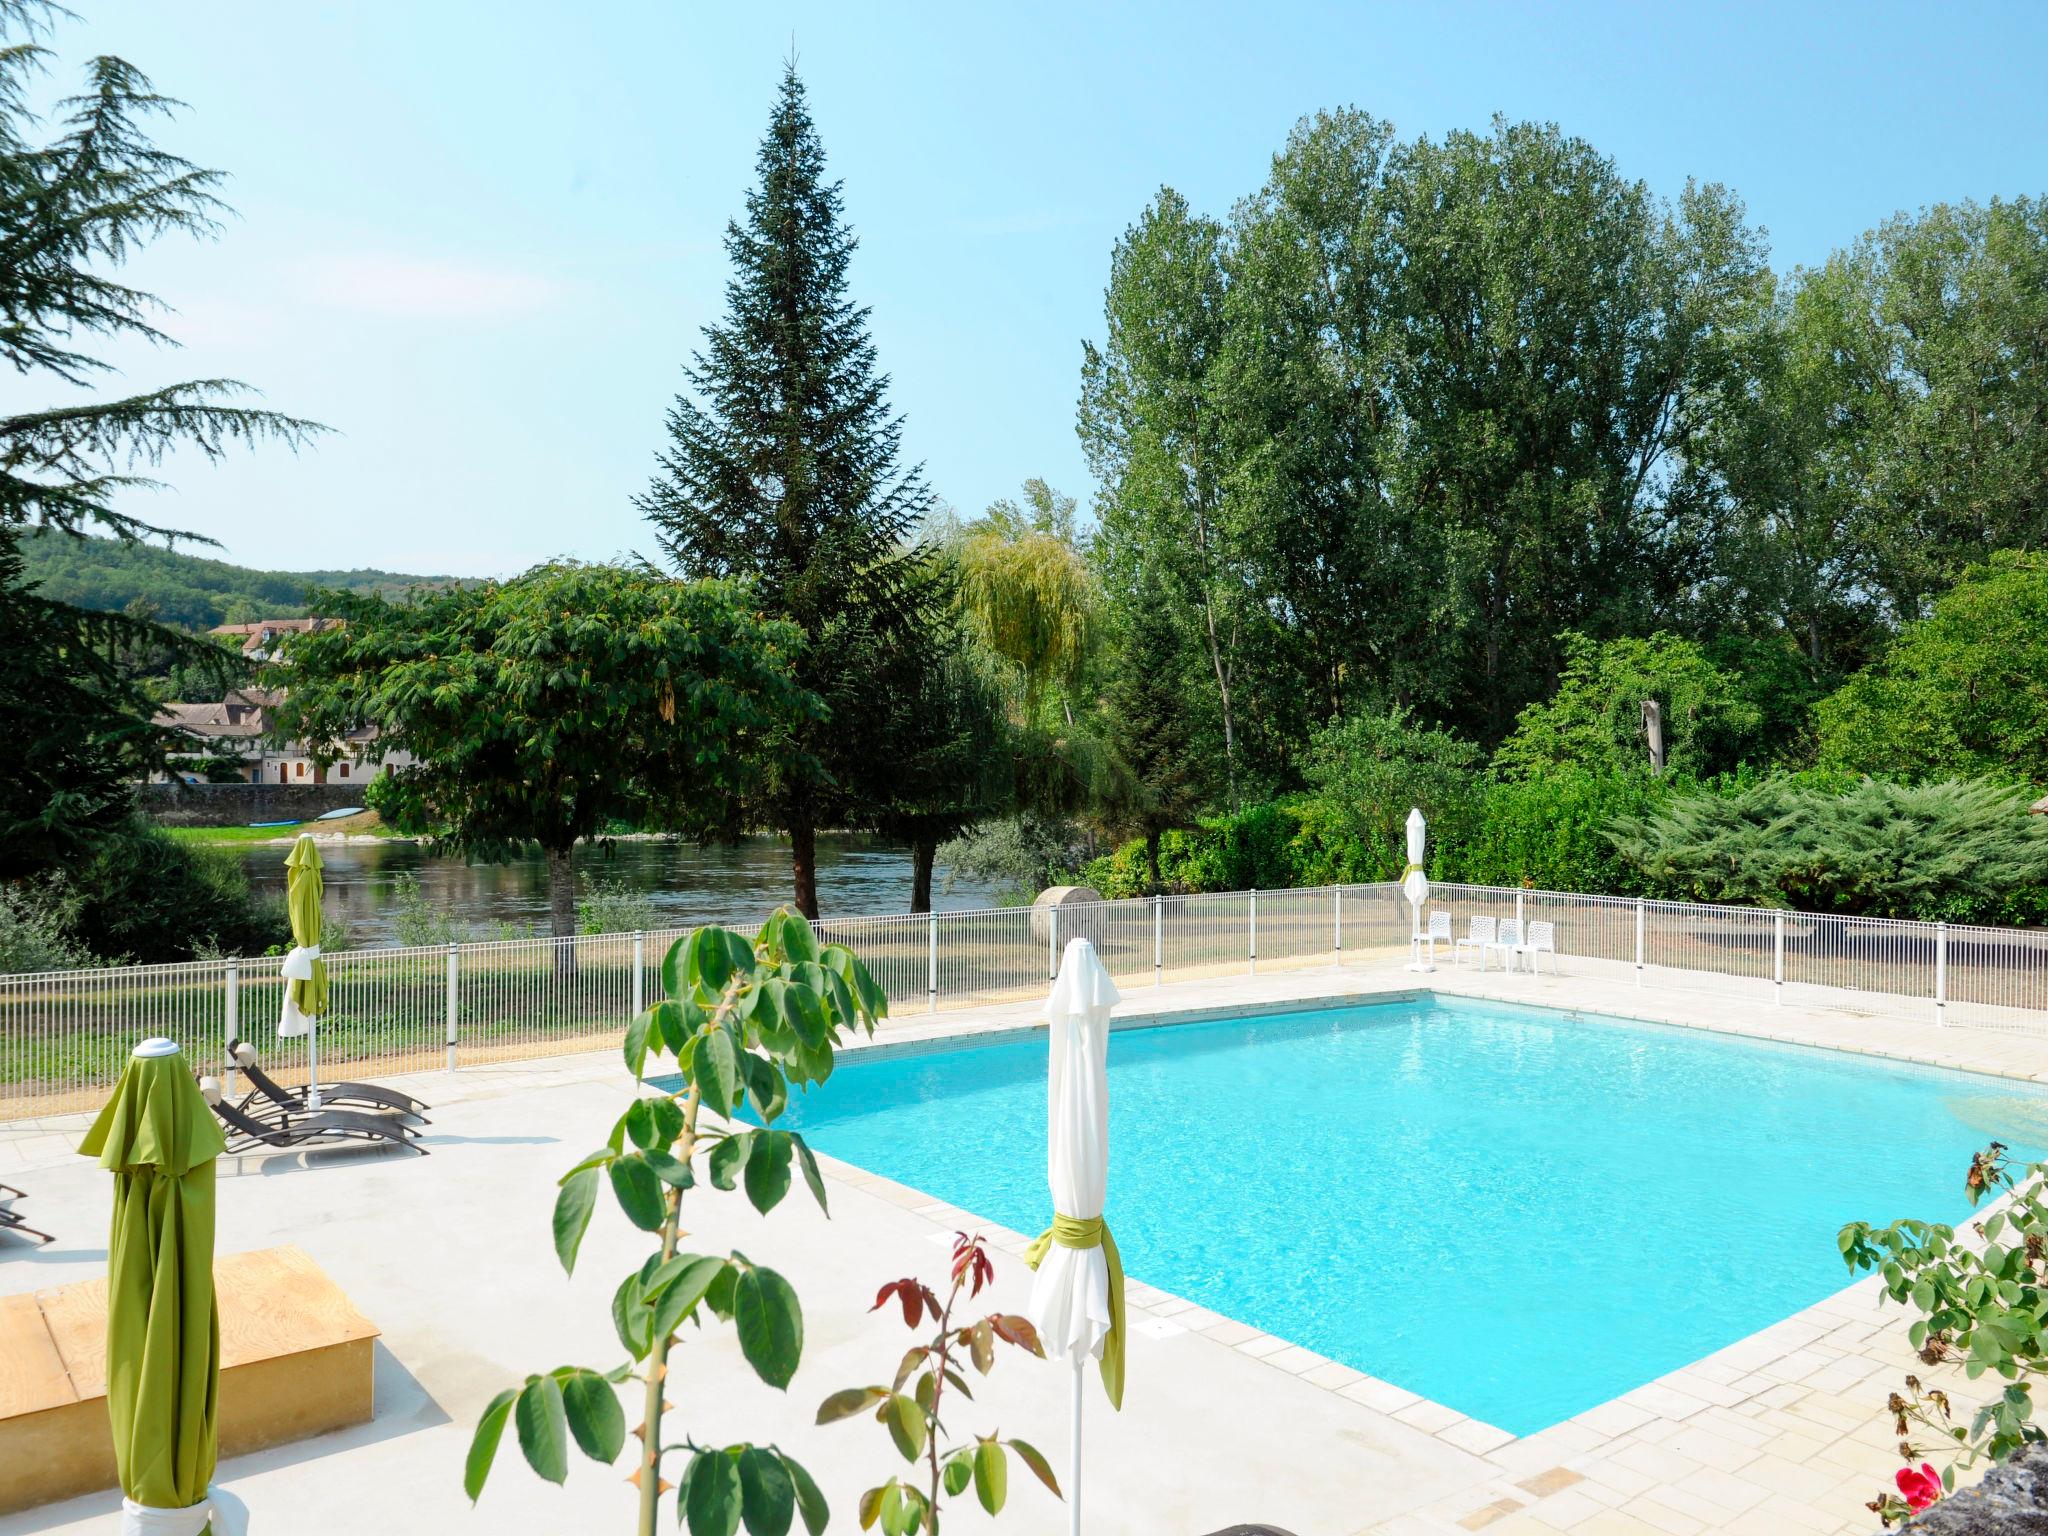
left=227, top=1039, right=430, bottom=1124
left=0, top=1182, right=51, bottom=1243
left=202, top=1078, right=427, bottom=1156
left=1453, top=915, right=1495, bottom=967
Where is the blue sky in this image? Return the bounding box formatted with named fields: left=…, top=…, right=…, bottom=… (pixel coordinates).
left=32, top=1, right=2048, bottom=577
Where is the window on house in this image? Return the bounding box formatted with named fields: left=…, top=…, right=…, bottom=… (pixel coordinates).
left=337, top=763, right=349, bottom=778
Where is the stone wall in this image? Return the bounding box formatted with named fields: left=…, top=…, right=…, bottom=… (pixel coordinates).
left=138, top=781, right=366, bottom=827
left=1898, top=1443, right=2048, bottom=1532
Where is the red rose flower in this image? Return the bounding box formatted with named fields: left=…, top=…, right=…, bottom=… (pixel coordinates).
left=1896, top=1462, right=1942, bottom=1512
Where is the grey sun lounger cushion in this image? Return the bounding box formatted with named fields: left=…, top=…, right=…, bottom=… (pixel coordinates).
left=209, top=1095, right=427, bottom=1157
left=226, top=1039, right=431, bottom=1121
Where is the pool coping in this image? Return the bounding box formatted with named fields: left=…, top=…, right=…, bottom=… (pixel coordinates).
left=790, top=961, right=2043, bottom=1533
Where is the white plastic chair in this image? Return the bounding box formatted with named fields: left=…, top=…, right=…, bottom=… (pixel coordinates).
left=1517, top=920, right=1557, bottom=975
left=1487, top=919, right=1524, bottom=972
left=1424, top=910, right=1451, bottom=963
left=1454, top=915, right=1495, bottom=968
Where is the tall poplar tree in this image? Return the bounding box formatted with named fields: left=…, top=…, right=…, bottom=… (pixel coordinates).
left=639, top=63, right=937, bottom=917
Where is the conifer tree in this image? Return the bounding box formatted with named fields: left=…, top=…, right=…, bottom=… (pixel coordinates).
left=0, top=0, right=316, bottom=874
left=639, top=63, right=938, bottom=916
left=1102, top=566, right=1204, bottom=893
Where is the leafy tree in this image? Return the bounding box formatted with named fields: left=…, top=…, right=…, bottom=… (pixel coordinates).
left=1609, top=775, right=2048, bottom=922
left=272, top=563, right=816, bottom=953
left=1492, top=631, right=1764, bottom=781
left=0, top=0, right=313, bottom=878
left=1815, top=551, right=2048, bottom=786
left=872, top=631, right=1014, bottom=913
left=1080, top=188, right=1253, bottom=802
left=639, top=65, right=939, bottom=917
left=1098, top=565, right=1205, bottom=892
left=1298, top=708, right=1485, bottom=879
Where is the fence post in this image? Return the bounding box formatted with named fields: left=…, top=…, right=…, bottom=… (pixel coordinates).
left=1633, top=900, right=1645, bottom=987
left=1049, top=904, right=1059, bottom=981
left=928, top=914, right=939, bottom=1015
left=1515, top=889, right=1525, bottom=936
left=1153, top=894, right=1163, bottom=989
left=1334, top=887, right=1343, bottom=967
left=445, top=943, right=460, bottom=1072
left=223, top=963, right=239, bottom=1093
left=631, top=932, right=645, bottom=1019
left=1936, top=922, right=1948, bottom=1027
left=1249, top=889, right=1258, bottom=976
left=1773, top=911, right=1785, bottom=1007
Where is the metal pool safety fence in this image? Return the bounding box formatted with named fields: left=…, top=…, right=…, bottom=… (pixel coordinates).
left=6, top=881, right=2048, bottom=1119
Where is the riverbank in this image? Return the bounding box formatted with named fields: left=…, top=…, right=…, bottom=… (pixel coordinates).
left=167, top=810, right=398, bottom=846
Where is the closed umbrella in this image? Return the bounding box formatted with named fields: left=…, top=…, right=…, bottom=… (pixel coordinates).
left=78, top=1037, right=245, bottom=1536
left=1403, top=806, right=1432, bottom=973
left=277, top=833, right=329, bottom=1109
left=1024, top=937, right=1126, bottom=1536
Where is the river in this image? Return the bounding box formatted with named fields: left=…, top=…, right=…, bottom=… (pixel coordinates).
left=235, top=834, right=1005, bottom=948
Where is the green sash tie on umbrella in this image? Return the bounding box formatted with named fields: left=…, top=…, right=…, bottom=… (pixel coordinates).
left=1024, top=1212, right=1126, bottom=1411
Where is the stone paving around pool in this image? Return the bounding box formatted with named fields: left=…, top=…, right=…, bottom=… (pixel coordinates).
left=4, top=953, right=2041, bottom=1534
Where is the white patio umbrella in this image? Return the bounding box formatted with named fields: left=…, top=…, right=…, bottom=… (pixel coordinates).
left=1404, top=806, right=1433, bottom=973
left=1024, top=937, right=1126, bottom=1536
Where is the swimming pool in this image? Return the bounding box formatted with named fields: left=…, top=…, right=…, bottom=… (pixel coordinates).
left=754, top=994, right=2048, bottom=1435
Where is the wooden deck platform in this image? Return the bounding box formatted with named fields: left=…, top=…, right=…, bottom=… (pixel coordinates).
left=0, top=1244, right=378, bottom=1513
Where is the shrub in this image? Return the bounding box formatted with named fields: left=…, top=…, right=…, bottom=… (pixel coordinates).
left=0, top=881, right=97, bottom=972
left=938, top=814, right=1094, bottom=905
left=577, top=876, right=657, bottom=935
left=1493, top=630, right=1764, bottom=781
left=1299, top=708, right=1485, bottom=879
left=58, top=817, right=288, bottom=963
left=1461, top=771, right=1667, bottom=895
left=1610, top=775, right=2048, bottom=921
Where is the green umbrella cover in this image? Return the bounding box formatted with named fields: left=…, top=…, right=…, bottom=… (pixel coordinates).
left=79, top=1038, right=228, bottom=1532
left=281, top=834, right=329, bottom=1023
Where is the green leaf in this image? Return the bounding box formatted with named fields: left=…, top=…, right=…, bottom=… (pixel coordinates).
left=684, top=1448, right=744, bottom=1536
left=778, top=910, right=820, bottom=964
left=782, top=982, right=828, bottom=1048
left=649, top=1095, right=686, bottom=1144
left=513, top=1374, right=569, bottom=1485
left=792, top=1134, right=829, bottom=1214
left=623, top=1010, right=653, bottom=1081
left=816, top=1385, right=888, bottom=1424
left=609, top=1154, right=666, bottom=1231
left=781, top=1453, right=828, bottom=1536
left=704, top=1262, right=738, bottom=1321
left=561, top=1369, right=625, bottom=1464
left=735, top=1265, right=804, bottom=1389
left=1007, top=1437, right=1060, bottom=1497
left=463, top=1387, right=518, bottom=1502
left=743, top=1053, right=789, bottom=1123
left=696, top=1027, right=741, bottom=1118
left=739, top=1446, right=796, bottom=1536
left=689, top=926, right=756, bottom=999
left=644, top=1146, right=695, bottom=1189
left=942, top=1452, right=972, bottom=1497
left=661, top=935, right=689, bottom=1002
left=611, top=1270, right=652, bottom=1359
left=745, top=1129, right=794, bottom=1214
left=553, top=1166, right=600, bottom=1275
left=651, top=1254, right=728, bottom=1338
left=624, top=1098, right=657, bottom=1150
left=883, top=1392, right=926, bottom=1462
left=973, top=1440, right=1007, bottom=1514
left=709, top=1130, right=752, bottom=1190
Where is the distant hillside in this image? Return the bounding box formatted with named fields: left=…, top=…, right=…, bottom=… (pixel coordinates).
left=21, top=530, right=470, bottom=629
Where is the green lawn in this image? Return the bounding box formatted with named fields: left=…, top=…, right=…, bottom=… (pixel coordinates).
left=165, top=810, right=399, bottom=845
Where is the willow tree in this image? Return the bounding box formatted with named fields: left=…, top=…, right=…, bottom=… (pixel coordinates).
left=950, top=480, right=1098, bottom=725
left=639, top=64, right=938, bottom=917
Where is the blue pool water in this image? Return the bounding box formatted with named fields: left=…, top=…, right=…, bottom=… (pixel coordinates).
left=750, top=996, right=2048, bottom=1434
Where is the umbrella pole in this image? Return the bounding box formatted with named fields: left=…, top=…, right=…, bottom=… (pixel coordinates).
left=306, top=1020, right=321, bottom=1111
left=1068, top=1351, right=1083, bottom=1536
